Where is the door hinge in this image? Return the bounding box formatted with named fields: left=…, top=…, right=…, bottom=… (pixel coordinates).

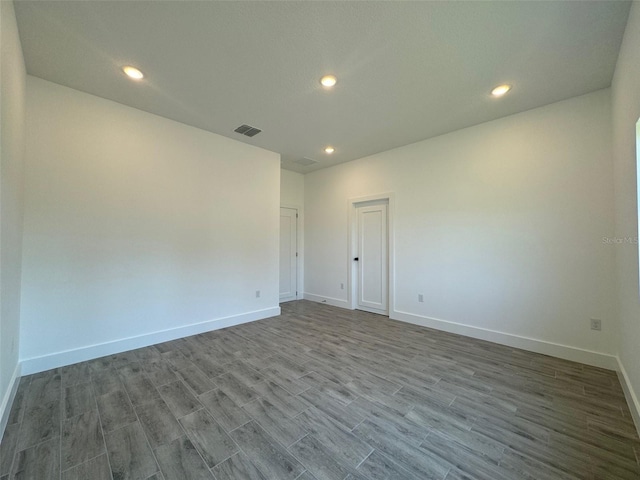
left=296, top=252, right=298, bottom=257
left=296, top=213, right=298, bottom=218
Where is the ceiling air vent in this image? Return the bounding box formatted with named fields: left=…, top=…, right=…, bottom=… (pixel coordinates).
left=234, top=124, right=262, bottom=137
left=295, top=157, right=318, bottom=166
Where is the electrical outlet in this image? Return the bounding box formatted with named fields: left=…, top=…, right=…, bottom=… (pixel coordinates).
left=418, top=294, right=424, bottom=303
left=590, top=319, right=602, bottom=331
left=255, top=290, right=260, bottom=298
left=340, top=283, right=344, bottom=290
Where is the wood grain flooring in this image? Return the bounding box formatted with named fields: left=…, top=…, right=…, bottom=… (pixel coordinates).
left=1, top=300, right=639, bottom=479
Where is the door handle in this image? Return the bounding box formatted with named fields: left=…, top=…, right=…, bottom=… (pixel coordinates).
left=354, top=257, right=359, bottom=261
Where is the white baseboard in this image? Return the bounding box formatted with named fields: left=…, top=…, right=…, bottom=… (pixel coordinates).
left=20, top=307, right=280, bottom=375
left=391, top=309, right=618, bottom=370
left=616, top=356, right=640, bottom=437
left=303, top=292, right=350, bottom=309
left=0, top=362, right=21, bottom=442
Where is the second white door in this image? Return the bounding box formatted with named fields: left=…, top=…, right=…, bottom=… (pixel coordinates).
left=279, top=207, right=297, bottom=302
left=356, top=202, right=388, bottom=314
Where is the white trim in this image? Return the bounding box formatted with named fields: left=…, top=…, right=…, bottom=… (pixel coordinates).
left=303, top=292, right=351, bottom=309
left=391, top=309, right=617, bottom=370
left=616, top=356, right=640, bottom=437
left=1, top=362, right=22, bottom=442
left=20, top=307, right=280, bottom=375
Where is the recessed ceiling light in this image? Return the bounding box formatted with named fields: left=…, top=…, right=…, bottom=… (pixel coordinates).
left=320, top=75, right=337, bottom=88
left=324, top=146, right=335, bottom=154
left=491, top=84, right=511, bottom=97
left=122, top=66, right=144, bottom=80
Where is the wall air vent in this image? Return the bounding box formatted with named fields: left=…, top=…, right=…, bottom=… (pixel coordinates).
left=295, top=157, right=318, bottom=166
left=234, top=124, right=262, bottom=137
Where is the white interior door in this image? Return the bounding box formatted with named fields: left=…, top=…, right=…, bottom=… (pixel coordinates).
left=356, top=202, right=388, bottom=314
left=279, top=207, right=297, bottom=302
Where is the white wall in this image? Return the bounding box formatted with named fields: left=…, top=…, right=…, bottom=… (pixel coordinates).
left=611, top=1, right=640, bottom=429
left=305, top=90, right=617, bottom=367
left=0, top=0, right=26, bottom=434
left=281, top=169, right=304, bottom=207
left=20, top=77, right=281, bottom=373
left=281, top=169, right=304, bottom=298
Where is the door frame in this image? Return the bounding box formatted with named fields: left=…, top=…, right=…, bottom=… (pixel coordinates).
left=280, top=204, right=303, bottom=301
left=347, top=193, right=395, bottom=314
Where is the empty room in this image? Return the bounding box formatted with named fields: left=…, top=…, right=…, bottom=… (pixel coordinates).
left=2, top=1, right=640, bottom=479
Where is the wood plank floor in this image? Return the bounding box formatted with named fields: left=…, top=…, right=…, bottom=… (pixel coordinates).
left=1, top=300, right=639, bottom=479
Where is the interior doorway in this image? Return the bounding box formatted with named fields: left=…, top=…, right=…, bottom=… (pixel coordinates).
left=279, top=207, right=298, bottom=302
left=351, top=198, right=390, bottom=315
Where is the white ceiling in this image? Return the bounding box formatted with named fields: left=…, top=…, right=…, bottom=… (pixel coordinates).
left=14, top=1, right=631, bottom=173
